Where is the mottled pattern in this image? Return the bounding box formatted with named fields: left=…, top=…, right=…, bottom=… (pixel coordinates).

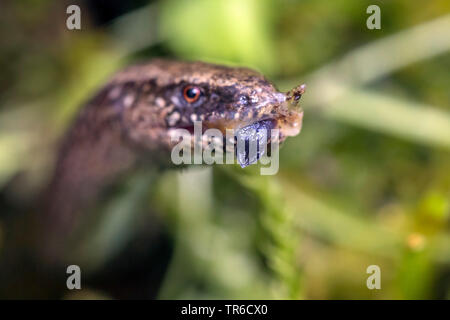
left=37, top=59, right=304, bottom=263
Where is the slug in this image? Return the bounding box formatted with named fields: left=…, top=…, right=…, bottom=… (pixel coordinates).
left=36, top=59, right=305, bottom=264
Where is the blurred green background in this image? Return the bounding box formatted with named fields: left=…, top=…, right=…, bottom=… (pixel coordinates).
left=0, top=0, right=449, bottom=299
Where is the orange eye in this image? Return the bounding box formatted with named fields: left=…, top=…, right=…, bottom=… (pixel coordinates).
left=183, top=86, right=201, bottom=103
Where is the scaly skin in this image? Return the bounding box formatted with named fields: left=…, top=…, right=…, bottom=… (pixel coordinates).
left=37, top=59, right=304, bottom=263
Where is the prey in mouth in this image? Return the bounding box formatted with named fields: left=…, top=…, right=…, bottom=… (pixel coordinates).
left=115, top=59, right=305, bottom=168
left=233, top=83, right=306, bottom=167
left=37, top=59, right=305, bottom=263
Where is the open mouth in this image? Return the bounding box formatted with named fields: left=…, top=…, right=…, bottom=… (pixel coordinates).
left=173, top=111, right=303, bottom=168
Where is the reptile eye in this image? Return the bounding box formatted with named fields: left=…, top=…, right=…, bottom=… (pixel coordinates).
left=183, top=85, right=202, bottom=104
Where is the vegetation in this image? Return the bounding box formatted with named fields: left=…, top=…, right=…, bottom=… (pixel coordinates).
left=0, top=0, right=449, bottom=299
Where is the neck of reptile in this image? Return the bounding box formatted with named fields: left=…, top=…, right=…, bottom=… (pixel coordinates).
left=37, top=98, right=141, bottom=263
